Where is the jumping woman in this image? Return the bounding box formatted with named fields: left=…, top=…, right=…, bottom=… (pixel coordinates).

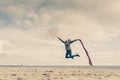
left=57, top=37, right=80, bottom=59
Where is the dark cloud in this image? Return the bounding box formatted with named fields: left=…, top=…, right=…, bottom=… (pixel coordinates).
left=1, top=0, right=120, bottom=28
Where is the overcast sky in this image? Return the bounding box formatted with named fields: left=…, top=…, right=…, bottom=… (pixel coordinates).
left=0, top=0, right=120, bottom=66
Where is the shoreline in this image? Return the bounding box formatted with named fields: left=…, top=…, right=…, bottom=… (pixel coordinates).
left=0, top=65, right=120, bottom=70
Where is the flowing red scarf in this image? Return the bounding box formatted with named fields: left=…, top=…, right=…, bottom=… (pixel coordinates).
left=79, top=39, right=93, bottom=66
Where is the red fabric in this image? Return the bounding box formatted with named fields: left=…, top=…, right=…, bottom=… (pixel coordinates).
left=79, top=39, right=93, bottom=66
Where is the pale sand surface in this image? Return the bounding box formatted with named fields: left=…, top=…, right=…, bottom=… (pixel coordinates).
left=0, top=66, right=120, bottom=80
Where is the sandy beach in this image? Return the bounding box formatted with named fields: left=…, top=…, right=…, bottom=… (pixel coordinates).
left=0, top=66, right=119, bottom=80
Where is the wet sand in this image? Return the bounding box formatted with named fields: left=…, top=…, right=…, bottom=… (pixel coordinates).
left=0, top=66, right=120, bottom=80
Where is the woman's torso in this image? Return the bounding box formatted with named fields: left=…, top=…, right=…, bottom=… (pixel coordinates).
left=65, top=41, right=71, bottom=50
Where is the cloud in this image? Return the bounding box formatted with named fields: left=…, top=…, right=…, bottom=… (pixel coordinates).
left=0, top=20, right=4, bottom=24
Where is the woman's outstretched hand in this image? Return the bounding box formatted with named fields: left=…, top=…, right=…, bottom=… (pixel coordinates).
left=76, top=39, right=81, bottom=41
left=57, top=37, right=60, bottom=39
